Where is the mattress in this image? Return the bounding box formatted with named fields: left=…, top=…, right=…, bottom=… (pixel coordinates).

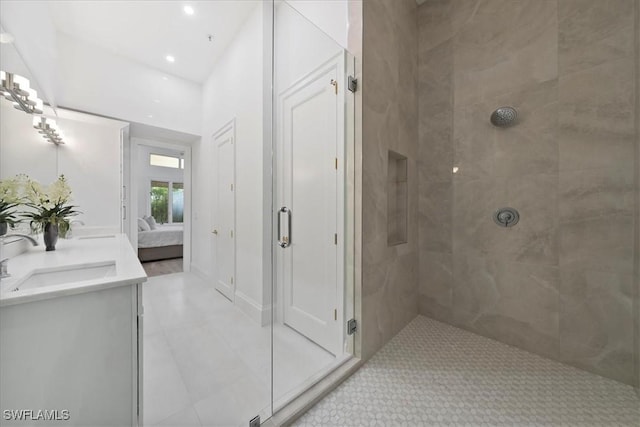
left=138, top=224, right=183, bottom=248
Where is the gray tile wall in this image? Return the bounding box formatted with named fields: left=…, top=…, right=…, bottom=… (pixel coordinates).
left=361, top=0, right=419, bottom=360
left=417, top=0, right=639, bottom=386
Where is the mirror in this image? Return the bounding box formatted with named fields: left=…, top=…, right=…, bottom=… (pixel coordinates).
left=1, top=24, right=127, bottom=232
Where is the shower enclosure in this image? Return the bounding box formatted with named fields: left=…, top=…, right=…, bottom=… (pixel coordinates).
left=417, top=0, right=639, bottom=387
left=0, top=1, right=357, bottom=425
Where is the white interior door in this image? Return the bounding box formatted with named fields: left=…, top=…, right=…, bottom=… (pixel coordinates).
left=214, top=123, right=236, bottom=301
left=279, top=54, right=345, bottom=356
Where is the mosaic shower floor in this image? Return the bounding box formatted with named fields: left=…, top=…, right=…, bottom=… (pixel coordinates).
left=295, top=316, right=640, bottom=426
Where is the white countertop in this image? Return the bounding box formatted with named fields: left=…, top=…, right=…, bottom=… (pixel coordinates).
left=0, top=234, right=147, bottom=307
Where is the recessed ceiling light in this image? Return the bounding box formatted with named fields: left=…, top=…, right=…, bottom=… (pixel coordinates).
left=183, top=5, right=195, bottom=15
left=165, top=55, right=175, bottom=63
left=0, top=33, right=14, bottom=44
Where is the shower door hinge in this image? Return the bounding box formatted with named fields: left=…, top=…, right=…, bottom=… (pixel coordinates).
left=348, top=75, right=357, bottom=93
left=249, top=415, right=260, bottom=427
left=347, top=318, right=357, bottom=335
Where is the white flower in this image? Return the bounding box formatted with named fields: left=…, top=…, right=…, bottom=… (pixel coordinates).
left=48, top=175, right=73, bottom=204
left=0, top=176, right=23, bottom=204
left=24, top=178, right=47, bottom=205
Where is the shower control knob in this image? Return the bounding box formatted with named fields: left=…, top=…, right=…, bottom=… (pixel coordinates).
left=493, top=207, right=520, bottom=228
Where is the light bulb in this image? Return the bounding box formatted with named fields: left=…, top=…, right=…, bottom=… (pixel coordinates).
left=12, top=74, right=30, bottom=93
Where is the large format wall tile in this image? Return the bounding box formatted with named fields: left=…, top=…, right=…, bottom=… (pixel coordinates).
left=559, top=0, right=635, bottom=75
left=417, top=0, right=637, bottom=387
left=559, top=268, right=635, bottom=384
left=452, top=173, right=558, bottom=266
left=418, top=40, right=453, bottom=182
left=558, top=59, right=635, bottom=171
left=559, top=167, right=635, bottom=222
left=418, top=0, right=453, bottom=53
left=418, top=177, right=452, bottom=253
left=418, top=251, right=453, bottom=323
left=559, top=214, right=634, bottom=275
left=362, top=0, right=419, bottom=360
left=491, top=79, right=559, bottom=178
left=452, top=0, right=557, bottom=105
left=451, top=255, right=560, bottom=360
left=452, top=79, right=559, bottom=182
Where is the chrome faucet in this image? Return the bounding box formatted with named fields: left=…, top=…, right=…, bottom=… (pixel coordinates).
left=2, top=234, right=39, bottom=246
left=0, top=258, right=8, bottom=279
left=0, top=234, right=39, bottom=279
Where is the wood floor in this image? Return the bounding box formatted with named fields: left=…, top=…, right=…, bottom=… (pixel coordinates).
left=142, top=258, right=183, bottom=277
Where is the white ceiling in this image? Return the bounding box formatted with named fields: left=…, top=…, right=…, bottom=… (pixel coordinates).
left=48, top=0, right=258, bottom=84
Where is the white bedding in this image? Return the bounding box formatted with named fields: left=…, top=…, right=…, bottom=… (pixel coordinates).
left=138, top=224, right=183, bottom=248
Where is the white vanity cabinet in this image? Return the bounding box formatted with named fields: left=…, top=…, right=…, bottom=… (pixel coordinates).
left=0, top=235, right=146, bottom=426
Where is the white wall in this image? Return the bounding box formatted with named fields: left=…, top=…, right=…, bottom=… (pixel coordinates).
left=0, top=1, right=58, bottom=108
left=135, top=143, right=184, bottom=220
left=0, top=103, right=58, bottom=185
left=56, top=33, right=202, bottom=136
left=275, top=2, right=344, bottom=94
left=285, top=0, right=350, bottom=50
left=192, top=2, right=267, bottom=322
left=0, top=104, right=125, bottom=229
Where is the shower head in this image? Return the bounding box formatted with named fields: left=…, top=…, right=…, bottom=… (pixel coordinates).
left=490, top=106, right=518, bottom=127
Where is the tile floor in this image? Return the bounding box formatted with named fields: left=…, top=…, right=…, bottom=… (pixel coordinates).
left=142, top=272, right=335, bottom=427
left=295, top=316, right=640, bottom=426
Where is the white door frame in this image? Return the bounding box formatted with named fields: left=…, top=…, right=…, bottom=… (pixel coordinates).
left=212, top=119, right=237, bottom=302
left=276, top=51, right=346, bottom=355
left=129, top=139, right=192, bottom=272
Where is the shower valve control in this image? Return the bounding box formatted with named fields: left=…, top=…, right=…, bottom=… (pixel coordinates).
left=493, top=207, right=520, bottom=228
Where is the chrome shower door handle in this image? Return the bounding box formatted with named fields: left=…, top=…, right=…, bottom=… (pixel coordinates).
left=277, top=207, right=292, bottom=248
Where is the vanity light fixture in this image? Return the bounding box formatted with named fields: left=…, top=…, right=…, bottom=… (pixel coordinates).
left=33, top=116, right=64, bottom=145
left=0, top=71, right=43, bottom=115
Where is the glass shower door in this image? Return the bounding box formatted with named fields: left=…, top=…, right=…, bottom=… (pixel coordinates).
left=271, top=0, right=356, bottom=411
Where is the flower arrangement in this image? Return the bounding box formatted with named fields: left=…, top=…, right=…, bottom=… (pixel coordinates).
left=0, top=176, right=23, bottom=234
left=22, top=175, right=80, bottom=240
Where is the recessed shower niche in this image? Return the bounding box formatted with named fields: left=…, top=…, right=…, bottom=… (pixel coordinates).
left=387, top=150, right=408, bottom=246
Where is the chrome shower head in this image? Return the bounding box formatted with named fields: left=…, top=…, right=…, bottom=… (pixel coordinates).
left=490, top=106, right=518, bottom=127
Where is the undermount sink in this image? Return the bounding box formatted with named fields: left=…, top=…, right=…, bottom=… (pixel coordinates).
left=11, top=261, right=117, bottom=292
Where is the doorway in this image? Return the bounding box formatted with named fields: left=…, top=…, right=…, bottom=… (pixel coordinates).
left=212, top=121, right=236, bottom=301
left=277, top=53, right=346, bottom=356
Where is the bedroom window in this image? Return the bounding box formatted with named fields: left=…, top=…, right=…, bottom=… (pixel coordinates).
left=150, top=180, right=183, bottom=223
left=150, top=153, right=183, bottom=169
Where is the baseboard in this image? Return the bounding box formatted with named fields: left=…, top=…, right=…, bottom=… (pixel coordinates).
left=235, top=290, right=272, bottom=326
left=190, top=264, right=211, bottom=281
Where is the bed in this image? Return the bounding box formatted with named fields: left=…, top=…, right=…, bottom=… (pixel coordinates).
left=137, top=223, right=183, bottom=262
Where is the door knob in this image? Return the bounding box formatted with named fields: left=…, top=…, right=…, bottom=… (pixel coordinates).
left=212, top=229, right=218, bottom=235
